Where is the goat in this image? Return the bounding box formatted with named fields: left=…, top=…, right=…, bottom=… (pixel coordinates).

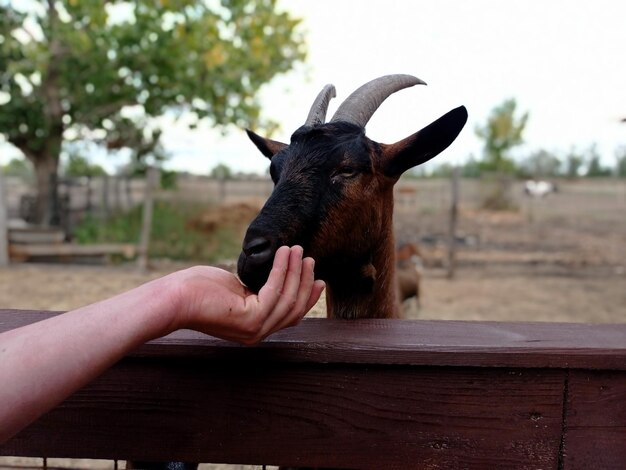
left=238, top=74, right=467, bottom=319
left=395, top=242, right=423, bottom=311
left=524, top=179, right=558, bottom=198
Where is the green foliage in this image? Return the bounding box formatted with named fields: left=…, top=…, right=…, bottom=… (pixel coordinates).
left=74, top=201, right=240, bottom=262
left=0, top=0, right=306, bottom=221
left=159, top=168, right=178, bottom=190
left=210, top=162, right=233, bottom=180
left=63, top=153, right=107, bottom=177
left=584, top=144, right=612, bottom=177
left=475, top=98, right=529, bottom=174
left=479, top=174, right=517, bottom=211
left=564, top=148, right=584, bottom=178
left=519, top=149, right=561, bottom=178
left=616, top=147, right=626, bottom=178
left=473, top=99, right=528, bottom=209
left=1, top=157, right=33, bottom=181
left=0, top=0, right=305, bottom=148
left=126, top=162, right=178, bottom=189
left=460, top=156, right=482, bottom=178
left=586, top=157, right=612, bottom=177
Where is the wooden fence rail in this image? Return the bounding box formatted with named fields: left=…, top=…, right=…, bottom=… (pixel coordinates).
left=1, top=310, right=626, bottom=469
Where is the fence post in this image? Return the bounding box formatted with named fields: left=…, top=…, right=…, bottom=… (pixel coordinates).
left=125, top=175, right=133, bottom=209
left=113, top=176, right=121, bottom=211
left=102, top=175, right=110, bottom=220
left=85, top=175, right=93, bottom=215
left=137, top=167, right=159, bottom=272
left=446, top=166, right=460, bottom=279
left=0, top=170, right=8, bottom=266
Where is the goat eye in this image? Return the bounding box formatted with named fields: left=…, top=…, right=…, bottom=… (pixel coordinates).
left=334, top=168, right=358, bottom=180
left=330, top=168, right=359, bottom=185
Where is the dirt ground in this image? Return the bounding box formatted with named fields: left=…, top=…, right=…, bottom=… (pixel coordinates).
left=1, top=179, right=625, bottom=469
left=1, top=180, right=625, bottom=322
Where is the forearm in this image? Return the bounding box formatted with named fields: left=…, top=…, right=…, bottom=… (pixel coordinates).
left=0, top=248, right=322, bottom=444
left=0, top=275, right=179, bottom=443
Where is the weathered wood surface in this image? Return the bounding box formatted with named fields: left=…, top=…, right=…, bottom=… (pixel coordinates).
left=562, top=370, right=626, bottom=470
left=8, top=243, right=136, bottom=260
left=3, top=310, right=625, bottom=369
left=8, top=227, right=66, bottom=244
left=2, top=309, right=626, bottom=469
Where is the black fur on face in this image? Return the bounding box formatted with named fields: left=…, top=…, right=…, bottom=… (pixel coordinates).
left=237, top=122, right=384, bottom=293
left=237, top=105, right=468, bottom=293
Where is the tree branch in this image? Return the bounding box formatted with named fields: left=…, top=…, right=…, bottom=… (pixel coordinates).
left=79, top=100, right=136, bottom=123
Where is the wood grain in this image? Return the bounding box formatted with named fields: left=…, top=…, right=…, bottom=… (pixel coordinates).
left=3, top=359, right=565, bottom=469
left=562, top=370, right=626, bottom=470
left=2, top=310, right=626, bottom=369
left=3, top=309, right=626, bottom=468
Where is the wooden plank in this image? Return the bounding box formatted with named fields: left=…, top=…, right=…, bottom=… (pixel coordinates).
left=562, top=370, right=626, bottom=470
left=2, top=359, right=565, bottom=468
left=8, top=243, right=136, bottom=258
left=2, top=311, right=626, bottom=370
left=8, top=311, right=626, bottom=467
left=8, top=227, right=65, bottom=244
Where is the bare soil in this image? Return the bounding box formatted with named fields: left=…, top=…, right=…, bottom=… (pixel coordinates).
left=2, top=181, right=624, bottom=322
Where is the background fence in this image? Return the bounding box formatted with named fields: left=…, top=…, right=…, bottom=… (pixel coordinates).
left=4, top=173, right=624, bottom=225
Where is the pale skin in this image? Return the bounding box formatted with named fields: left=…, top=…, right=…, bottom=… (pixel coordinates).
left=0, top=246, right=324, bottom=444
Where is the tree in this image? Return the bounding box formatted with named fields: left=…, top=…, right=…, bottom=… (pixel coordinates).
left=460, top=155, right=482, bottom=178
left=0, top=0, right=305, bottom=224
left=63, top=153, right=107, bottom=178
left=584, top=144, right=612, bottom=177
left=564, top=148, right=584, bottom=178
left=520, top=149, right=561, bottom=178
left=210, top=162, right=233, bottom=180
left=615, top=146, right=626, bottom=178
left=2, top=157, right=33, bottom=182
left=475, top=98, right=529, bottom=174
left=475, top=99, right=529, bottom=210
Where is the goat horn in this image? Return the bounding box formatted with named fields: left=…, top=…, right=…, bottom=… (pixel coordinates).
left=330, top=74, right=426, bottom=127
left=304, top=84, right=337, bottom=126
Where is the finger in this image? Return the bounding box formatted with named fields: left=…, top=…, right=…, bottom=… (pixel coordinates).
left=293, top=256, right=316, bottom=313
left=258, top=246, right=304, bottom=332
left=305, top=280, right=326, bottom=313
left=272, top=256, right=316, bottom=331
left=271, top=245, right=304, bottom=314
left=256, top=245, right=291, bottom=314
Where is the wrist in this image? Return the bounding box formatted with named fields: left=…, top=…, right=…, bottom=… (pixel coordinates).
left=128, top=273, right=185, bottom=340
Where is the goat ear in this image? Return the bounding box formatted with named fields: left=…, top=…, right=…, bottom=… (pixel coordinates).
left=382, top=106, right=468, bottom=177
left=246, top=129, right=287, bottom=159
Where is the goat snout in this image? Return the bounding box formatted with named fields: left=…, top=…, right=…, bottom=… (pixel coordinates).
left=242, top=236, right=273, bottom=261
left=237, top=232, right=279, bottom=293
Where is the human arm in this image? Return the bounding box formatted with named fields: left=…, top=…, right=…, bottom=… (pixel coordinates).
left=0, top=246, right=324, bottom=443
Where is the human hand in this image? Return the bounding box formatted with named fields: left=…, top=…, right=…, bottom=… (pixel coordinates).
left=0, top=246, right=322, bottom=443
left=167, top=246, right=324, bottom=345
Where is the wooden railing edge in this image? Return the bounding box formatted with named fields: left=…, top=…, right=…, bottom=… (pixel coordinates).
left=2, top=309, right=625, bottom=468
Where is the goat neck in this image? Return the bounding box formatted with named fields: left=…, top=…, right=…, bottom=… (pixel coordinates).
left=323, top=202, right=401, bottom=320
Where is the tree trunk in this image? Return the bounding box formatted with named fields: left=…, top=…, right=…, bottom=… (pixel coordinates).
left=32, top=153, right=60, bottom=226
left=27, top=0, right=64, bottom=227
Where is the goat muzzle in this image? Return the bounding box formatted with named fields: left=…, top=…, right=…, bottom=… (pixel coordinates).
left=237, top=234, right=278, bottom=293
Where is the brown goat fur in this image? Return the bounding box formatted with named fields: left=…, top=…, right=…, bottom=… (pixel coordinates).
left=237, top=75, right=466, bottom=319
left=395, top=242, right=423, bottom=309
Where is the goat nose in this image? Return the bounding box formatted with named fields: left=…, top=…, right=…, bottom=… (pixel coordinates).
left=243, top=236, right=273, bottom=262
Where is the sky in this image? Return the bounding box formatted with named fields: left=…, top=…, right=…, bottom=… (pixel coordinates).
left=2, top=0, right=625, bottom=174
